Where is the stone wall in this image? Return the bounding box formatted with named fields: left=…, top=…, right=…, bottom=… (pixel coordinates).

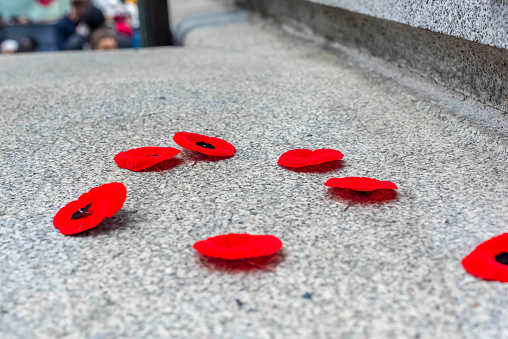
left=307, top=0, right=508, bottom=49
left=236, top=0, right=508, bottom=112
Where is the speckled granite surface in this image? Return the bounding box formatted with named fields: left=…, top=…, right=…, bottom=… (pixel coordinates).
left=307, top=0, right=508, bottom=50
left=0, top=14, right=507, bottom=339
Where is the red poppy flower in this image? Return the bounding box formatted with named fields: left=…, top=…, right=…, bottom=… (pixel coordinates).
left=173, top=132, right=236, bottom=157
left=324, top=177, right=398, bottom=191
left=193, top=233, right=283, bottom=260
left=114, top=147, right=181, bottom=171
left=462, top=233, right=508, bottom=282
left=278, top=149, right=344, bottom=168
left=53, top=182, right=127, bottom=235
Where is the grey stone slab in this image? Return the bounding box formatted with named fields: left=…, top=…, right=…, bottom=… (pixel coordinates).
left=305, top=0, right=508, bottom=50
left=171, top=0, right=236, bottom=26
left=174, top=9, right=248, bottom=45
left=236, top=0, right=508, bottom=112
left=0, top=13, right=508, bottom=339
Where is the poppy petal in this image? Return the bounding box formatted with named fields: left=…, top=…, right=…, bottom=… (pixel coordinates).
left=114, top=147, right=181, bottom=171
left=324, top=177, right=398, bottom=191
left=173, top=132, right=236, bottom=157
left=278, top=149, right=344, bottom=168
left=462, top=233, right=508, bottom=282
left=193, top=233, right=283, bottom=260
left=53, top=182, right=127, bottom=235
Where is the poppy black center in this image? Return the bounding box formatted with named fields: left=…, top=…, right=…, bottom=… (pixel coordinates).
left=146, top=154, right=159, bottom=157
left=495, top=252, right=508, bottom=265
left=71, top=203, right=92, bottom=220
left=196, top=141, right=215, bottom=149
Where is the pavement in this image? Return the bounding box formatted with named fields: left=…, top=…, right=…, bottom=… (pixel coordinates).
left=1, top=1, right=507, bottom=338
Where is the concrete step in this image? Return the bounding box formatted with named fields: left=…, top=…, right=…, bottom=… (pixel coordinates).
left=0, top=1, right=507, bottom=338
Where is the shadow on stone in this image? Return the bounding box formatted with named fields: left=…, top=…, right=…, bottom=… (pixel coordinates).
left=139, top=158, right=182, bottom=172
left=281, top=160, right=344, bottom=173
left=73, top=210, right=134, bottom=237
left=327, top=188, right=398, bottom=206
left=197, top=250, right=285, bottom=274
left=180, top=150, right=234, bottom=164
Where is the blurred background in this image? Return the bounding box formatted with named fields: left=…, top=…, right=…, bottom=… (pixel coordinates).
left=0, top=0, right=154, bottom=53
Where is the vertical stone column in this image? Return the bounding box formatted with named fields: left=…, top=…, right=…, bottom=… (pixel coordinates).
left=138, top=0, right=174, bottom=47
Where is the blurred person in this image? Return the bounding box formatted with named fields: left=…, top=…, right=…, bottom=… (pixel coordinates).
left=55, top=0, right=91, bottom=50
left=93, top=0, right=118, bottom=17
left=1, top=39, right=18, bottom=54
left=123, top=0, right=140, bottom=47
left=9, top=16, right=20, bottom=25
left=111, top=0, right=137, bottom=38
left=64, top=6, right=131, bottom=50
left=90, top=28, right=117, bottom=50
left=84, top=6, right=131, bottom=47
left=58, top=5, right=104, bottom=50
left=18, top=16, right=32, bottom=25
left=93, top=0, right=137, bottom=44
left=84, top=6, right=132, bottom=48
left=85, top=6, right=106, bottom=34
left=115, top=21, right=132, bottom=38
left=0, top=15, right=4, bottom=43
left=17, top=37, right=39, bottom=53
left=124, top=0, right=139, bottom=31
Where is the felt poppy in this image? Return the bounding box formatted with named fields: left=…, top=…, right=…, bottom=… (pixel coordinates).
left=324, top=177, right=398, bottom=191
left=173, top=132, right=236, bottom=157
left=53, top=182, right=127, bottom=235
left=462, top=233, right=508, bottom=282
left=114, top=147, right=181, bottom=171
left=193, top=233, right=283, bottom=260
left=278, top=149, right=344, bottom=168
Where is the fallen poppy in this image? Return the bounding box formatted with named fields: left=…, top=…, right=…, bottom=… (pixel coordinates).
left=173, top=132, right=236, bottom=157
left=53, top=182, right=127, bottom=235
left=139, top=158, right=182, bottom=172
left=278, top=149, right=344, bottom=168
left=114, top=147, right=181, bottom=172
left=193, top=233, right=283, bottom=260
left=462, top=233, right=508, bottom=282
left=324, top=177, right=398, bottom=191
